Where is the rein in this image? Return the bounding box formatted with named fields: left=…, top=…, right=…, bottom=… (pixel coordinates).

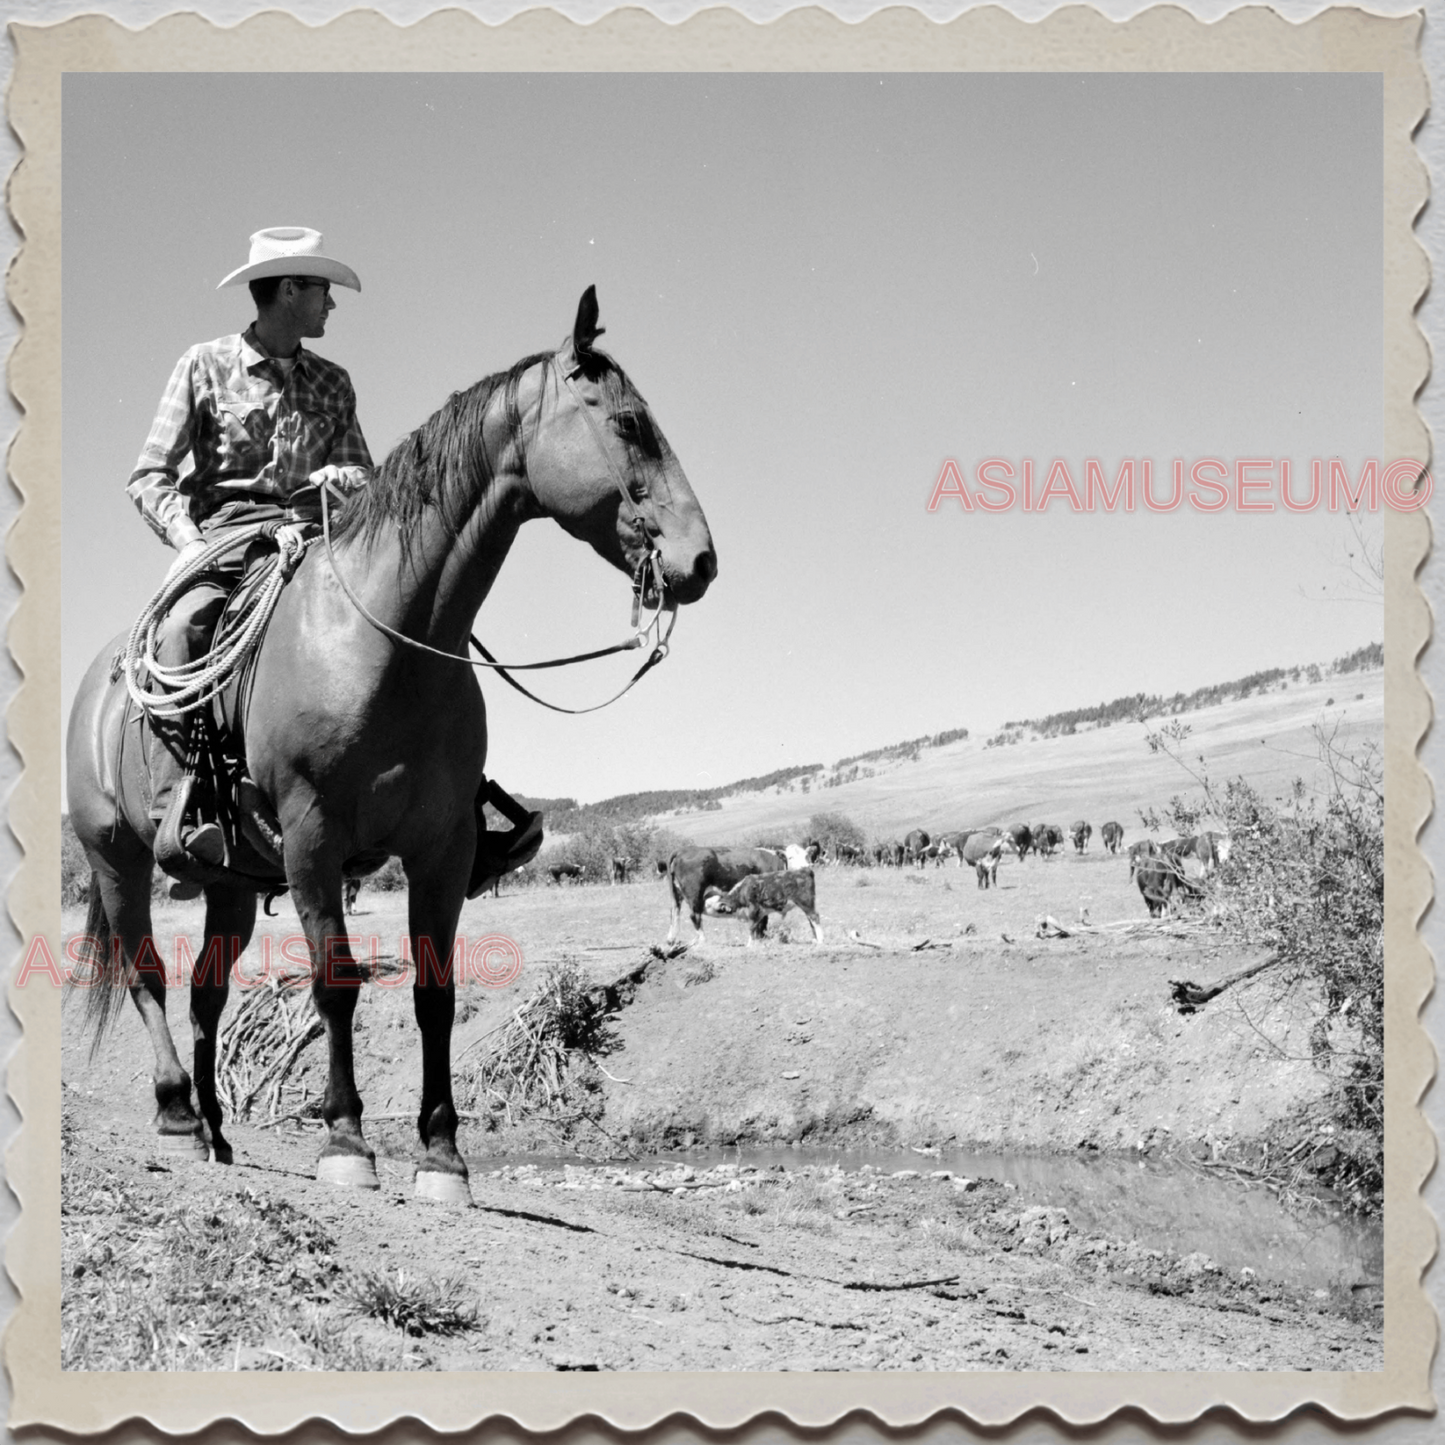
left=318, top=355, right=678, bottom=713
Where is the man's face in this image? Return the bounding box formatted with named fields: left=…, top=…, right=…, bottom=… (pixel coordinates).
left=287, top=276, right=335, bottom=338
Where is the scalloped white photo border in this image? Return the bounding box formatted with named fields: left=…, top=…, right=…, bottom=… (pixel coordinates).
left=3, top=5, right=1433, bottom=1433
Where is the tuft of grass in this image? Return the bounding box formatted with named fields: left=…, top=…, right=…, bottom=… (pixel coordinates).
left=62, top=1161, right=344, bottom=1370
left=340, top=1266, right=479, bottom=1337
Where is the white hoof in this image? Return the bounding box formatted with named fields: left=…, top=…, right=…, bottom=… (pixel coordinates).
left=317, top=1153, right=381, bottom=1190
left=415, top=1170, right=473, bottom=1206
left=156, top=1131, right=209, bottom=1160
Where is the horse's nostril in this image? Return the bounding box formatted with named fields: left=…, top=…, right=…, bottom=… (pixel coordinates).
left=695, top=550, right=718, bottom=585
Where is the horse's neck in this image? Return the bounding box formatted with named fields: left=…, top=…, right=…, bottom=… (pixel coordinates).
left=338, top=474, right=530, bottom=658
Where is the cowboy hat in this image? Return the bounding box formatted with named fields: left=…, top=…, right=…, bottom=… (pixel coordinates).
left=217, top=227, right=361, bottom=291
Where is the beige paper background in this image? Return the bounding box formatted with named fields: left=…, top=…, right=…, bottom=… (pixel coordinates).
left=4, top=5, right=1433, bottom=1434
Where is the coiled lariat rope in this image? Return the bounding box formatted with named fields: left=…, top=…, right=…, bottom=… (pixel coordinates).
left=123, top=522, right=312, bottom=721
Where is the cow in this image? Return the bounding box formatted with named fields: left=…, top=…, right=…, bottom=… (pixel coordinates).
left=959, top=829, right=1015, bottom=888
left=1034, top=824, right=1063, bottom=857
left=1070, top=820, right=1092, bottom=853
left=1128, top=839, right=1159, bottom=881
left=783, top=844, right=811, bottom=870
left=804, top=840, right=824, bottom=866
left=1136, top=852, right=1202, bottom=917
left=935, top=830, right=970, bottom=865
left=665, top=846, right=787, bottom=945
left=611, top=857, right=631, bottom=884
left=833, top=842, right=864, bottom=866
left=550, top=863, right=584, bottom=885
left=1007, top=823, right=1034, bottom=860
left=343, top=876, right=363, bottom=914
left=704, top=867, right=824, bottom=945
left=1100, top=821, right=1124, bottom=854
left=1178, top=830, right=1231, bottom=875
left=903, top=829, right=930, bottom=865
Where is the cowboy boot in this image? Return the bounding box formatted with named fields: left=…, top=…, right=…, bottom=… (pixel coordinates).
left=466, top=778, right=544, bottom=900
left=149, top=719, right=226, bottom=869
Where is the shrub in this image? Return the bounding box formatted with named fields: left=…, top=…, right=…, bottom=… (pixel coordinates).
left=807, top=811, right=865, bottom=857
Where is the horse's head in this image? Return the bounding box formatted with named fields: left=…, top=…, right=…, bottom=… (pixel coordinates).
left=524, top=288, right=717, bottom=606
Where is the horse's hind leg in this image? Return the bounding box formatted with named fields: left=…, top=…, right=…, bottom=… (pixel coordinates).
left=407, top=849, right=473, bottom=1206
left=189, top=885, right=256, bottom=1165
left=91, top=861, right=209, bottom=1158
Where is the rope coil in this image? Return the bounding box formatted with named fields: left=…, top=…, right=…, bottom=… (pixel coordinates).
left=123, top=524, right=309, bottom=721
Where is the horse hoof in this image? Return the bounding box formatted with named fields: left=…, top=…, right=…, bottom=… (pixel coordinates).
left=157, top=1131, right=209, bottom=1160
left=317, top=1154, right=381, bottom=1190
left=415, top=1170, right=473, bottom=1206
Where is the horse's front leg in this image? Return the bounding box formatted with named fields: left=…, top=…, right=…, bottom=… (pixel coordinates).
left=190, top=885, right=257, bottom=1165
left=407, top=831, right=474, bottom=1206
left=287, top=825, right=379, bottom=1190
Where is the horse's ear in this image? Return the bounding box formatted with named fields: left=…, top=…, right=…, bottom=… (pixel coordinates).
left=573, top=285, right=606, bottom=353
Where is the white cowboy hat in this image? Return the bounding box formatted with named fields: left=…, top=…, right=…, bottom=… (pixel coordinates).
left=216, top=226, right=361, bottom=291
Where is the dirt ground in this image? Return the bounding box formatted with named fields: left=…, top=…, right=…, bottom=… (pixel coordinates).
left=59, top=852, right=1383, bottom=1371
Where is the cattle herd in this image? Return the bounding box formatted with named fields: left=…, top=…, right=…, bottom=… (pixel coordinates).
left=658, top=821, right=1233, bottom=945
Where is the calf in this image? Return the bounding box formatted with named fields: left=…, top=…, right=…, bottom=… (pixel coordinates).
left=704, top=867, right=824, bottom=944
left=666, top=846, right=787, bottom=945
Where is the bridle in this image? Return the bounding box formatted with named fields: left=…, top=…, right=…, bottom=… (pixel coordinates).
left=320, top=349, right=678, bottom=715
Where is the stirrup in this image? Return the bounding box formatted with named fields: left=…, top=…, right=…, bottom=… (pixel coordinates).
left=466, top=811, right=544, bottom=900
left=154, top=775, right=226, bottom=874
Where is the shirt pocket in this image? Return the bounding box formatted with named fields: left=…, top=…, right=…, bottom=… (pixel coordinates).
left=215, top=397, right=272, bottom=454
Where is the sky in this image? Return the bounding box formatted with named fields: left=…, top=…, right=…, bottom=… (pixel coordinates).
left=61, top=72, right=1385, bottom=804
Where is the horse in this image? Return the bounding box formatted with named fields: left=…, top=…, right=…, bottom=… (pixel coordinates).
left=67, top=288, right=716, bottom=1205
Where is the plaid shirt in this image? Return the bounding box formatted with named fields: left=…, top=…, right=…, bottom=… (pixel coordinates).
left=127, top=327, right=372, bottom=548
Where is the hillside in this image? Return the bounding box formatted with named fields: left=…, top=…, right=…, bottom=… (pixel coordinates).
left=653, top=669, right=1383, bottom=846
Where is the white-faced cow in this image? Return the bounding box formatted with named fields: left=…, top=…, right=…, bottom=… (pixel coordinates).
left=783, top=844, right=811, bottom=870
left=959, top=829, right=1016, bottom=888
left=704, top=867, right=824, bottom=945
left=665, top=846, right=787, bottom=945
left=1100, top=821, right=1124, bottom=854
left=1070, top=820, right=1092, bottom=853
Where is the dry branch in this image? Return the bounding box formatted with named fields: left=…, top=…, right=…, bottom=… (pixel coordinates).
left=1168, top=955, right=1281, bottom=1013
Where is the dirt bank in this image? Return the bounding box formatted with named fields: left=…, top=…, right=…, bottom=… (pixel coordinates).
left=61, top=856, right=1376, bottom=1370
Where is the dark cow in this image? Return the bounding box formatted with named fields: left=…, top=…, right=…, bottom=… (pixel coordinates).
left=342, top=876, right=363, bottom=914
left=666, top=846, right=787, bottom=945
left=704, top=867, right=824, bottom=944
left=611, top=857, right=631, bottom=884
left=804, top=840, right=824, bottom=866
left=1135, top=857, right=1178, bottom=917
left=1007, top=823, right=1034, bottom=860
left=1127, top=839, right=1159, bottom=881
left=903, top=829, right=930, bottom=866
left=1136, top=853, right=1202, bottom=917
left=833, top=842, right=864, bottom=866
left=1034, top=824, right=1064, bottom=857
left=1100, top=821, right=1124, bottom=854
left=959, top=830, right=1014, bottom=888
left=549, top=862, right=583, bottom=885
left=1070, top=820, right=1092, bottom=853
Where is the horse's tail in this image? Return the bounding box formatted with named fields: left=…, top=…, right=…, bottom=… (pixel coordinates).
left=72, top=875, right=130, bottom=1056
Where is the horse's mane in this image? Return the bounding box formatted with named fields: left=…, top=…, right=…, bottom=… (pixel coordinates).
left=333, top=347, right=637, bottom=556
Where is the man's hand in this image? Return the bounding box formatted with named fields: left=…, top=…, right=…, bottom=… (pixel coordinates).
left=164, top=538, right=209, bottom=583
left=307, top=464, right=367, bottom=497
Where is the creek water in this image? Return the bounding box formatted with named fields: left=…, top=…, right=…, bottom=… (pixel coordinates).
left=477, top=1143, right=1382, bottom=1294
